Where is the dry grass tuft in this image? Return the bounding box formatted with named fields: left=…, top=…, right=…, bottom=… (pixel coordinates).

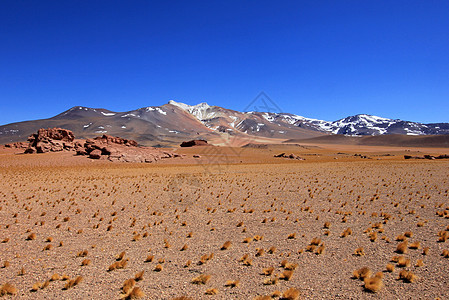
left=26, top=233, right=36, bottom=240
left=281, top=287, right=300, bottom=300
left=283, top=262, right=298, bottom=270
left=81, top=259, right=91, bottom=266
left=199, top=253, right=214, bottom=265
left=224, top=280, right=240, bottom=287
left=184, top=260, right=192, bottom=268
left=263, top=276, right=278, bottom=285
left=397, top=256, right=411, bottom=268
left=43, top=244, right=53, bottom=251
left=221, top=241, right=232, bottom=250
left=341, top=228, right=352, bottom=238
left=287, top=233, right=296, bottom=239
left=205, top=288, right=219, bottom=295
left=63, top=276, right=83, bottom=290
left=416, top=259, right=424, bottom=267
left=386, top=264, right=395, bottom=272
left=243, top=237, right=252, bottom=243
left=122, top=278, right=136, bottom=294
left=192, top=274, right=211, bottom=285
left=154, top=264, right=163, bottom=272
left=441, top=249, right=449, bottom=258
left=354, top=247, right=365, bottom=256
left=122, top=287, right=145, bottom=299
left=268, top=246, right=276, bottom=254
left=116, top=251, right=126, bottom=261
left=262, top=267, right=274, bottom=276
left=305, top=244, right=316, bottom=252
left=310, top=237, right=321, bottom=245
left=409, top=241, right=421, bottom=249
left=396, top=241, right=408, bottom=254
left=364, top=276, right=383, bottom=293
left=18, top=266, right=25, bottom=276
left=253, top=235, right=263, bottom=241
left=242, top=258, right=253, bottom=266
left=398, top=270, right=417, bottom=283
left=31, top=282, right=40, bottom=292
left=77, top=249, right=88, bottom=257
left=353, top=267, right=372, bottom=280
left=50, top=273, right=60, bottom=281
left=134, top=270, right=144, bottom=281
left=316, top=245, right=325, bottom=255
left=144, top=255, right=154, bottom=263
left=279, top=270, right=294, bottom=281
left=109, top=259, right=128, bottom=271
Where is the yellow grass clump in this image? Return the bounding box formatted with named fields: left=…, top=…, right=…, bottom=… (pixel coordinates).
left=281, top=287, right=300, bottom=300
left=353, top=267, right=372, bottom=280
left=192, top=274, right=211, bottom=285
left=398, top=270, right=417, bottom=283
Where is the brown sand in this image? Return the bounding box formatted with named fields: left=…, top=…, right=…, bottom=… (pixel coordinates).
left=0, top=145, right=448, bottom=299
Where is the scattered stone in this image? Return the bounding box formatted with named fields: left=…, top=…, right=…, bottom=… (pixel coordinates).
left=404, top=154, right=449, bottom=160
left=274, top=153, right=304, bottom=160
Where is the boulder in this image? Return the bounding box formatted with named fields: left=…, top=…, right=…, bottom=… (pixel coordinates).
left=180, top=140, right=208, bottom=147
left=94, top=135, right=138, bottom=147
left=89, top=149, right=102, bottom=159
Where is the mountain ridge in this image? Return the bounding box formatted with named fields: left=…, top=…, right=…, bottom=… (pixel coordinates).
left=1, top=101, right=448, bottom=146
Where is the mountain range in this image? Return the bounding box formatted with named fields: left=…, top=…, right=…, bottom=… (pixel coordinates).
left=1, top=100, right=448, bottom=147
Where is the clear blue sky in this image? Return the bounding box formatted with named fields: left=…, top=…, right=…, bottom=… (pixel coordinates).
left=1, top=1, right=448, bottom=125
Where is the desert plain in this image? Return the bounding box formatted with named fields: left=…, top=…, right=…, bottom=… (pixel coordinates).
left=1, top=142, right=449, bottom=299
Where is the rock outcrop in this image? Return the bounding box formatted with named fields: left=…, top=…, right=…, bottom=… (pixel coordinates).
left=4, top=142, right=28, bottom=149
left=180, top=140, right=208, bottom=147
left=24, top=128, right=81, bottom=154
left=22, top=129, right=178, bottom=163
left=274, top=153, right=305, bottom=160
left=79, top=134, right=176, bottom=163
left=404, top=154, right=449, bottom=160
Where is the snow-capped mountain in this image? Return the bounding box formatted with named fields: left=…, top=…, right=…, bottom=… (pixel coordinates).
left=167, top=101, right=449, bottom=136
left=0, top=101, right=448, bottom=146
left=303, top=114, right=449, bottom=136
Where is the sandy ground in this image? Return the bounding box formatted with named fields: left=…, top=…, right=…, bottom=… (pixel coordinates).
left=1, top=144, right=449, bottom=299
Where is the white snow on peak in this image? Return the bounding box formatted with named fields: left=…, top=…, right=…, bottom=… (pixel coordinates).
left=145, top=107, right=167, bottom=115
left=168, top=100, right=214, bottom=120
left=168, top=100, right=193, bottom=111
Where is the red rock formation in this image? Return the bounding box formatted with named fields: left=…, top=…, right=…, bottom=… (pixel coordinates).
left=180, top=140, right=208, bottom=147
left=24, top=128, right=79, bottom=153
left=22, top=128, right=179, bottom=163
left=4, top=142, right=28, bottom=149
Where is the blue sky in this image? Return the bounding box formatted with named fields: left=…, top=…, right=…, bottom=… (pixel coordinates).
left=1, top=1, right=448, bottom=125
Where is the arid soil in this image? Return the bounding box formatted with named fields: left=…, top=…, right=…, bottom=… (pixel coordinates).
left=1, top=144, right=449, bottom=299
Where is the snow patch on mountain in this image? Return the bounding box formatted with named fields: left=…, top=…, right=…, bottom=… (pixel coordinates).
left=169, top=100, right=214, bottom=120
